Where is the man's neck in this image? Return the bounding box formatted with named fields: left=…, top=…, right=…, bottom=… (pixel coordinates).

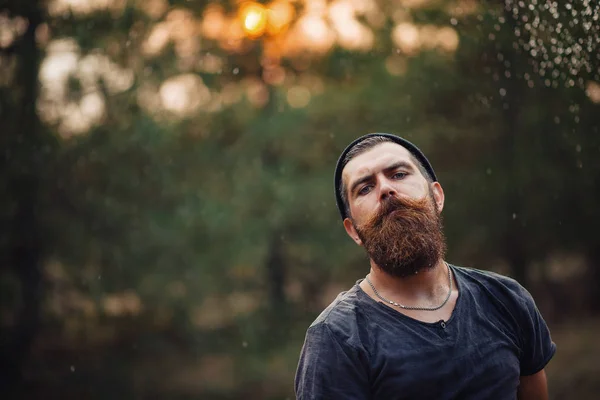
left=367, top=259, right=449, bottom=304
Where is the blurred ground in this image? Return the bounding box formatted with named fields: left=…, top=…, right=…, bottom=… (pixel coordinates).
left=546, top=318, right=600, bottom=399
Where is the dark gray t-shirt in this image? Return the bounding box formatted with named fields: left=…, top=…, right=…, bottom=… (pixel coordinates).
left=295, top=265, right=556, bottom=400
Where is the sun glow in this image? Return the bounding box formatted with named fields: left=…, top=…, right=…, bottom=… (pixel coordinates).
left=240, top=2, right=269, bottom=37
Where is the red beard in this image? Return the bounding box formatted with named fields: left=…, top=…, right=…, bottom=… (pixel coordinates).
left=354, top=192, right=447, bottom=278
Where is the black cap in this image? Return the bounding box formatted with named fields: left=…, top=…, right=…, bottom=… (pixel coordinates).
left=334, top=133, right=437, bottom=220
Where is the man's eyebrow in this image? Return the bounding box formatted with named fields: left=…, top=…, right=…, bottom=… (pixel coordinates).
left=385, top=161, right=414, bottom=174
left=348, top=161, right=414, bottom=196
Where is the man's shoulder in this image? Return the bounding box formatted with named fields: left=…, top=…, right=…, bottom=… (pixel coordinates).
left=308, top=283, right=366, bottom=339
left=454, top=264, right=523, bottom=289
left=453, top=264, right=535, bottom=310
left=310, top=283, right=363, bottom=326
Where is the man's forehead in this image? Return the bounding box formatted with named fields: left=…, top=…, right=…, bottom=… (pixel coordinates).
left=342, top=142, right=416, bottom=184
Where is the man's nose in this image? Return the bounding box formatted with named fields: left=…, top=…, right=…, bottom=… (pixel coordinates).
left=379, top=179, right=397, bottom=200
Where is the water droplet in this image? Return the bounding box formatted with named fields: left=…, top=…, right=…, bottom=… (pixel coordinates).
left=512, top=213, right=517, bottom=219
left=70, top=366, right=75, bottom=372
left=502, top=0, right=598, bottom=89
left=242, top=341, right=248, bottom=348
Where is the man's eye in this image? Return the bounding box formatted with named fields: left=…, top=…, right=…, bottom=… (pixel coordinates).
left=358, top=185, right=372, bottom=195
left=393, top=172, right=407, bottom=179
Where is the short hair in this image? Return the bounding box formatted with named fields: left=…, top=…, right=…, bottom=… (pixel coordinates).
left=339, top=136, right=434, bottom=219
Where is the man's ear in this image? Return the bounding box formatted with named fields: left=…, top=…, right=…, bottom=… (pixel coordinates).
left=343, top=218, right=363, bottom=246
left=430, top=181, right=445, bottom=213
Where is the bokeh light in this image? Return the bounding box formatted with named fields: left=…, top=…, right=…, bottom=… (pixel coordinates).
left=240, top=2, right=269, bottom=38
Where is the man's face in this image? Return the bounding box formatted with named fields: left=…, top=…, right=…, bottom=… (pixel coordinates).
left=341, top=142, right=446, bottom=277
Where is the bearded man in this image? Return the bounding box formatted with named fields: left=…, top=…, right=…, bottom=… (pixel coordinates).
left=294, top=133, right=555, bottom=400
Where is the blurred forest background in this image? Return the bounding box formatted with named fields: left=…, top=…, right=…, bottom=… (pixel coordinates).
left=1, top=0, right=599, bottom=398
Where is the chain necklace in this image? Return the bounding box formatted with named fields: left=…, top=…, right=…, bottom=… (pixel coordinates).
left=365, top=263, right=452, bottom=311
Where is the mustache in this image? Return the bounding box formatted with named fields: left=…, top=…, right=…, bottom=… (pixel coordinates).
left=370, top=195, right=433, bottom=227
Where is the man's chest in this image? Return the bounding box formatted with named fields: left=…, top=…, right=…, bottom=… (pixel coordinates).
left=367, top=317, right=522, bottom=400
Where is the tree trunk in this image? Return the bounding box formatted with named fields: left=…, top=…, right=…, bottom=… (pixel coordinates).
left=266, top=232, right=286, bottom=315
left=0, top=1, right=44, bottom=395
left=587, top=246, right=600, bottom=313
left=501, top=4, right=529, bottom=287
